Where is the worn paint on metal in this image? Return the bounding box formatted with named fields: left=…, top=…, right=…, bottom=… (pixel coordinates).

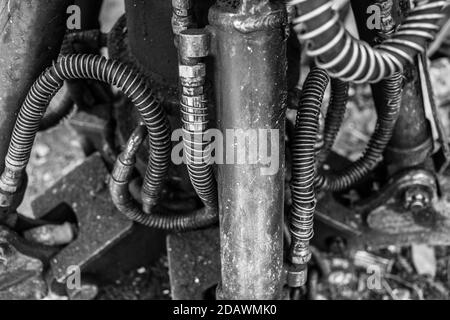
left=208, top=0, right=287, bottom=300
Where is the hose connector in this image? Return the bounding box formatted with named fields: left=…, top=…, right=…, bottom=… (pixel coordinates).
left=178, top=29, right=218, bottom=210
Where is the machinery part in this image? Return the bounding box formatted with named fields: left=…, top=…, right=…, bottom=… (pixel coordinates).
left=290, top=2, right=403, bottom=197
left=288, top=68, right=329, bottom=287
left=351, top=0, right=434, bottom=174
left=0, top=54, right=171, bottom=220
left=289, top=0, right=449, bottom=83
left=364, top=169, right=439, bottom=232
left=109, top=126, right=218, bottom=231
left=107, top=13, right=206, bottom=214
left=172, top=0, right=196, bottom=38
left=317, top=78, right=349, bottom=165
left=74, top=0, right=104, bottom=30
left=289, top=66, right=400, bottom=283
left=208, top=0, right=287, bottom=300
left=315, top=72, right=403, bottom=191
left=27, top=153, right=164, bottom=284
left=384, top=60, right=433, bottom=172
left=0, top=228, right=47, bottom=300
left=403, top=185, right=433, bottom=211
left=178, top=29, right=218, bottom=210
left=418, top=54, right=450, bottom=173
left=125, top=0, right=180, bottom=84
left=167, top=228, right=220, bottom=300
left=0, top=0, right=70, bottom=220
left=25, top=153, right=134, bottom=282
left=313, top=168, right=450, bottom=250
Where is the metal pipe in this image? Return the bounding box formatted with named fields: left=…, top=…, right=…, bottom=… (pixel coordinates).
left=208, top=0, right=287, bottom=300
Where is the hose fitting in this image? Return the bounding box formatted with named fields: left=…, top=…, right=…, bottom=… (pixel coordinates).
left=288, top=67, right=330, bottom=286
left=0, top=54, right=171, bottom=217
left=109, top=125, right=218, bottom=231
left=178, top=29, right=218, bottom=210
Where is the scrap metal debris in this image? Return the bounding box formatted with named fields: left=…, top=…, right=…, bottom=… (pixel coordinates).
left=23, top=222, right=76, bottom=247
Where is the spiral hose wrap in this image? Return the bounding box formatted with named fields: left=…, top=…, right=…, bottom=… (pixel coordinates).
left=289, top=68, right=330, bottom=263
left=289, top=69, right=402, bottom=267
left=0, top=54, right=171, bottom=213
left=179, top=65, right=219, bottom=210
left=315, top=73, right=403, bottom=191
left=177, top=29, right=219, bottom=211
left=39, top=31, right=106, bottom=132
left=288, top=0, right=449, bottom=83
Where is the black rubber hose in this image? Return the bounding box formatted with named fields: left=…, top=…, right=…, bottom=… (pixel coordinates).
left=289, top=67, right=330, bottom=262
left=109, top=125, right=218, bottom=231
left=289, top=68, right=402, bottom=260
left=315, top=73, right=403, bottom=191
left=179, top=60, right=218, bottom=210
left=181, top=102, right=219, bottom=210
left=39, top=84, right=75, bottom=131
left=39, top=31, right=104, bottom=131
left=317, top=78, right=349, bottom=164
left=0, top=54, right=171, bottom=212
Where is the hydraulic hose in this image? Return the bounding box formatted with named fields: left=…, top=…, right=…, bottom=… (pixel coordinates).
left=39, top=84, right=75, bottom=131
left=288, top=68, right=402, bottom=285
left=109, top=125, right=218, bottom=231
left=288, top=67, right=329, bottom=285
left=315, top=73, right=403, bottom=191
left=39, top=31, right=104, bottom=131
left=288, top=0, right=449, bottom=83
left=317, top=78, right=349, bottom=164
left=177, top=29, right=219, bottom=210
left=0, top=54, right=171, bottom=214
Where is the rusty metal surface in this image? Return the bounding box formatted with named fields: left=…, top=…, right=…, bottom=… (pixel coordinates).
left=0, top=0, right=69, bottom=174
left=384, top=63, right=433, bottom=171
left=208, top=1, right=287, bottom=300
left=167, top=228, right=220, bottom=300
left=0, top=0, right=70, bottom=221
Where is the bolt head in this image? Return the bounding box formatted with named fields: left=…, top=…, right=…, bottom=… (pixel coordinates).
left=403, top=187, right=432, bottom=211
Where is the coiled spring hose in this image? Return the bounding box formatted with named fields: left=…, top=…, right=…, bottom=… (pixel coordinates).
left=39, top=30, right=105, bottom=131
left=289, top=68, right=403, bottom=274
left=315, top=73, right=403, bottom=191
left=177, top=30, right=219, bottom=212
left=109, top=125, right=218, bottom=231
left=289, top=68, right=330, bottom=265
left=0, top=54, right=177, bottom=226
left=288, top=0, right=449, bottom=83
left=180, top=79, right=219, bottom=210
